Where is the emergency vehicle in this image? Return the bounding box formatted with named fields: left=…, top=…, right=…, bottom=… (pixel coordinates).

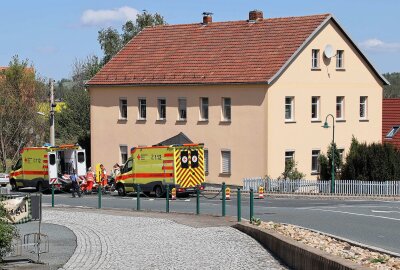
left=115, top=144, right=205, bottom=197
left=9, top=144, right=86, bottom=192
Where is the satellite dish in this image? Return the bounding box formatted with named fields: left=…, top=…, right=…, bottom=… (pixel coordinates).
left=324, top=44, right=334, bottom=58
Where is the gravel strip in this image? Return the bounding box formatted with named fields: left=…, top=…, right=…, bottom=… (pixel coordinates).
left=43, top=210, right=287, bottom=270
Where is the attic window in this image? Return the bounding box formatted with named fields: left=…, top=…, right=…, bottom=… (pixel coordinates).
left=386, top=126, right=400, bottom=138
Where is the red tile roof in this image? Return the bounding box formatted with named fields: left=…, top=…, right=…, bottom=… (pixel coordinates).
left=382, top=98, right=400, bottom=149
left=88, top=14, right=331, bottom=86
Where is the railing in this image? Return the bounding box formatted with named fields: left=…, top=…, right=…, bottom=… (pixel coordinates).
left=242, top=178, right=400, bottom=196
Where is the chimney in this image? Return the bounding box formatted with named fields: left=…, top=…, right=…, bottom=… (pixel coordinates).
left=202, top=12, right=213, bottom=24
left=249, top=10, right=263, bottom=21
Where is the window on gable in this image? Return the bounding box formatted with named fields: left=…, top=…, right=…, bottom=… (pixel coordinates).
left=285, top=97, right=294, bottom=121
left=386, top=126, right=400, bottom=138
left=360, top=96, right=368, bottom=119
left=312, top=49, right=320, bottom=69
left=336, top=50, right=344, bottom=69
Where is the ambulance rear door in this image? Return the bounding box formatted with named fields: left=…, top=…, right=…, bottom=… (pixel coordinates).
left=48, top=152, right=58, bottom=185
left=75, top=149, right=86, bottom=176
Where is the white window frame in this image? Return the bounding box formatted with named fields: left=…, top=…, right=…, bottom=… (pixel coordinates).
left=285, top=96, right=295, bottom=121
left=311, top=96, right=320, bottom=121
left=311, top=149, right=320, bottom=173
left=336, top=96, right=345, bottom=120
left=312, top=49, right=320, bottom=69
left=138, top=98, right=146, bottom=120
left=360, top=96, right=368, bottom=120
left=200, top=97, right=209, bottom=121
left=119, top=97, right=127, bottom=120
left=157, top=98, right=166, bottom=120
left=204, top=149, right=209, bottom=174
left=119, top=145, right=128, bottom=165
left=285, top=150, right=295, bottom=169
left=221, top=150, right=231, bottom=174
left=336, top=50, right=344, bottom=69
left=178, top=98, right=187, bottom=121
left=222, top=97, right=231, bottom=121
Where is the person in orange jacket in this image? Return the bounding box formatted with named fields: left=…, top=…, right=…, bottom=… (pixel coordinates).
left=100, top=164, right=108, bottom=191
left=84, top=167, right=95, bottom=194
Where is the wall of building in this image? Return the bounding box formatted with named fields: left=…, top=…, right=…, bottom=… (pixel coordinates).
left=89, top=84, right=268, bottom=185
left=267, top=20, right=383, bottom=179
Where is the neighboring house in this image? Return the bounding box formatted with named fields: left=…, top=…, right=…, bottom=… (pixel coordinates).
left=87, top=10, right=388, bottom=185
left=382, top=98, right=400, bottom=149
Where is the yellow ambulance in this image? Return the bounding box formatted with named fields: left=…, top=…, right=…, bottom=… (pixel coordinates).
left=9, top=144, right=86, bottom=192
left=115, top=144, right=205, bottom=197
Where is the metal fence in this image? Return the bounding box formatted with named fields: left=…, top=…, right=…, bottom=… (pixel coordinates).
left=242, top=178, right=400, bottom=196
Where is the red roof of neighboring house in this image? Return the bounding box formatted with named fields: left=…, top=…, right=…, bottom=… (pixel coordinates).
left=88, top=14, right=332, bottom=86
left=382, top=98, right=400, bottom=149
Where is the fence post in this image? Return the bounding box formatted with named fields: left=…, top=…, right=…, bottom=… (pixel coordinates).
left=222, top=182, right=226, bottom=217
left=166, top=184, right=170, bottom=213
left=196, top=186, right=200, bottom=215
left=98, top=183, right=102, bottom=209
left=250, top=188, right=254, bottom=221
left=237, top=187, right=241, bottom=222
left=51, top=184, right=54, bottom=208
left=136, top=184, right=141, bottom=211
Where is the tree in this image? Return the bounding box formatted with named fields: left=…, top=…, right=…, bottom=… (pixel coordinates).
left=0, top=204, right=18, bottom=261
left=98, top=11, right=166, bottom=64
left=0, top=56, right=47, bottom=172
left=383, top=72, right=400, bottom=98
left=280, top=159, right=305, bottom=180
left=318, top=142, right=343, bottom=180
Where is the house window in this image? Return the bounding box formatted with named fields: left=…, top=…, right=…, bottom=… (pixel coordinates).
left=285, top=97, right=294, bottom=121
left=178, top=98, right=187, bottom=121
left=200, top=97, right=209, bottom=121
left=157, top=98, right=166, bottom=120
left=119, top=98, right=127, bottom=119
left=204, top=149, right=209, bottom=174
left=138, top=98, right=146, bottom=120
left=336, top=96, right=344, bottom=120
left=221, top=150, right=231, bottom=174
left=311, top=96, right=320, bottom=120
left=386, top=126, right=400, bottom=138
left=311, top=150, right=320, bottom=173
left=120, top=145, right=128, bottom=164
left=360, top=96, right=368, bottom=119
left=338, top=148, right=345, bottom=163
left=312, top=49, right=320, bottom=69
left=222, top=97, right=231, bottom=121
left=285, top=151, right=295, bottom=170
left=336, top=50, right=344, bottom=69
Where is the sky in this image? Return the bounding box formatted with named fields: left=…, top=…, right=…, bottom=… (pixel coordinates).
left=1, top=0, right=399, bottom=81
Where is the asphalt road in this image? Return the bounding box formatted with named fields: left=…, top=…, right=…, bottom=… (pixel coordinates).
left=33, top=191, right=400, bottom=255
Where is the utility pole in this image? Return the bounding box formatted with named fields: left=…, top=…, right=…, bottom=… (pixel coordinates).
left=49, top=79, right=55, bottom=146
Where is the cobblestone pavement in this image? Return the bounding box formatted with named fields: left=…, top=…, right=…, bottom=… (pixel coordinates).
left=43, top=209, right=287, bottom=270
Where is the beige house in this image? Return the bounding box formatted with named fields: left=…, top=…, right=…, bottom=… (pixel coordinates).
left=87, top=10, right=388, bottom=186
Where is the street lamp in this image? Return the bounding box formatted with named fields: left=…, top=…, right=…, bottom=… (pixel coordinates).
left=322, top=114, right=335, bottom=193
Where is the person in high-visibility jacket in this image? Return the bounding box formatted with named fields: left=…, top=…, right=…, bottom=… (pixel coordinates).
left=100, top=164, right=108, bottom=189
left=84, top=167, right=94, bottom=193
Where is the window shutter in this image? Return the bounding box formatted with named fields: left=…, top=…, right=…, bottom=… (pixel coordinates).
left=221, top=151, right=231, bottom=174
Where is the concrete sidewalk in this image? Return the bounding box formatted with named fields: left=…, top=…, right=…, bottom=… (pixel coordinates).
left=2, top=207, right=287, bottom=270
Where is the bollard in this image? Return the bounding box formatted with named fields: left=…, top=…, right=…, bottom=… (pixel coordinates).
left=250, top=188, right=254, bottom=221
left=98, top=183, right=102, bottom=209
left=51, top=184, right=55, bottom=208
left=237, top=187, right=241, bottom=222
left=258, top=185, right=264, bottom=199
left=136, top=184, right=141, bottom=211
left=196, top=186, right=200, bottom=215
left=171, top=188, right=176, bottom=200
left=166, top=184, right=170, bottom=213
left=222, top=182, right=226, bottom=217
left=225, top=187, right=231, bottom=200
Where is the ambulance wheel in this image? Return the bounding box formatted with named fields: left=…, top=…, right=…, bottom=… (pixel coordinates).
left=154, top=185, right=164, bottom=198
left=10, top=179, right=18, bottom=191
left=117, top=185, right=126, bottom=196
left=36, top=182, right=44, bottom=193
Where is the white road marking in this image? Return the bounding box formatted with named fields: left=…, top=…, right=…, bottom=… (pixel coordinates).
left=305, top=208, right=400, bottom=222
left=371, top=210, right=400, bottom=214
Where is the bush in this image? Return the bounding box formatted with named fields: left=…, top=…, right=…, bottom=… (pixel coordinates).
left=318, top=142, right=343, bottom=180
left=0, top=204, right=18, bottom=261
left=280, top=160, right=305, bottom=180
